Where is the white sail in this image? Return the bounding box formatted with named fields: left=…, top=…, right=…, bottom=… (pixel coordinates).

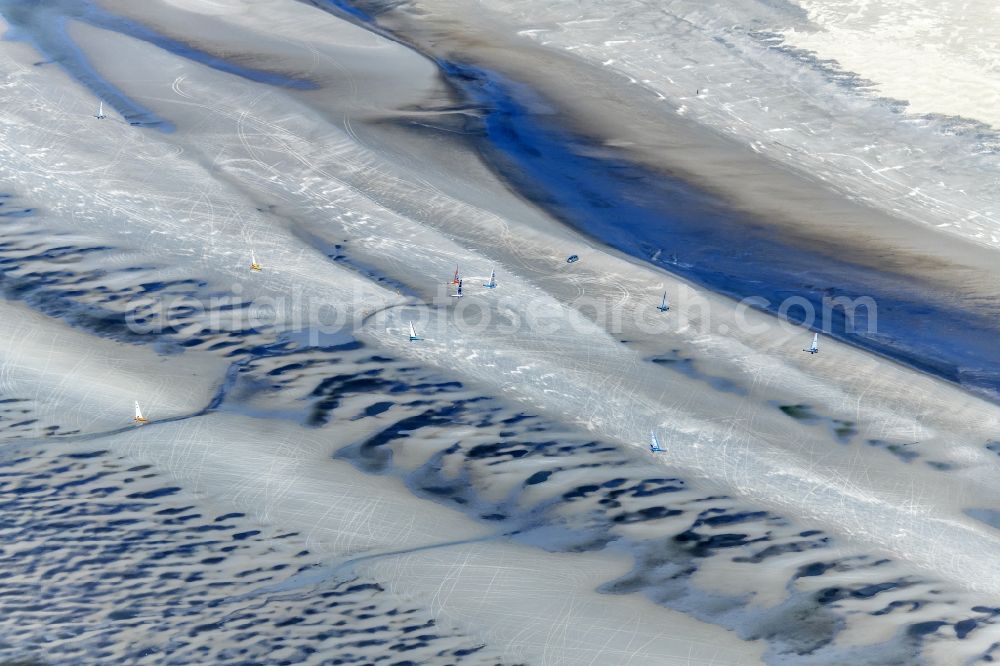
left=409, top=321, right=417, bottom=339
left=804, top=332, right=819, bottom=354
left=650, top=430, right=662, bottom=451
left=134, top=401, right=144, bottom=420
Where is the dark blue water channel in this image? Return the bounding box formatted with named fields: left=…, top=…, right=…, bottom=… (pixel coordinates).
left=306, top=0, right=1000, bottom=400
left=442, top=63, right=1000, bottom=397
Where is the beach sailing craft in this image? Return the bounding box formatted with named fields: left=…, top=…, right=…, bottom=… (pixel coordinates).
left=133, top=401, right=148, bottom=424
left=657, top=291, right=670, bottom=312
left=649, top=430, right=664, bottom=453
left=804, top=332, right=819, bottom=355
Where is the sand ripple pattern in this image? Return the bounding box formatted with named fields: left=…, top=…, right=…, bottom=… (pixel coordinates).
left=0, top=446, right=505, bottom=665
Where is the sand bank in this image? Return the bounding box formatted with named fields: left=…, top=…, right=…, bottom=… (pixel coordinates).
left=3, top=0, right=1000, bottom=662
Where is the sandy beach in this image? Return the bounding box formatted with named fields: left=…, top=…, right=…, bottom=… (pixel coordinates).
left=2, top=0, right=1000, bottom=663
